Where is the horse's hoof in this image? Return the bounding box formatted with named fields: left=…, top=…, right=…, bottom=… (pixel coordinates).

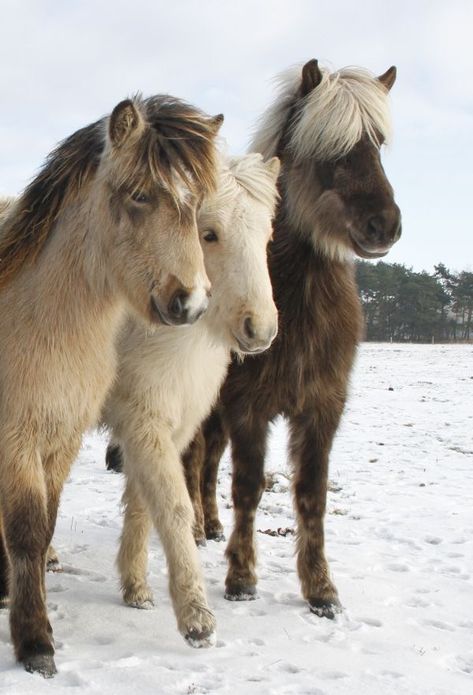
left=185, top=628, right=217, bottom=649
left=23, top=653, right=57, bottom=678
left=205, top=527, right=225, bottom=542
left=308, top=597, right=342, bottom=619
left=126, top=598, right=154, bottom=610
left=123, top=584, right=154, bottom=609
left=224, top=584, right=258, bottom=601
left=47, top=559, right=63, bottom=573
left=195, top=537, right=207, bottom=548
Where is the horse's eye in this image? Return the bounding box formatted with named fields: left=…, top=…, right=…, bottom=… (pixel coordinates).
left=130, top=191, right=150, bottom=204
left=203, top=230, right=218, bottom=243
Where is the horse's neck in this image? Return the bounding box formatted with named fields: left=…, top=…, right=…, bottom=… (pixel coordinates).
left=270, top=212, right=357, bottom=318
left=7, top=197, right=124, bottom=343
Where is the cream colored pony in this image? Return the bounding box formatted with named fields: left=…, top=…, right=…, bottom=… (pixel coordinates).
left=101, top=153, right=280, bottom=648
left=0, top=95, right=222, bottom=677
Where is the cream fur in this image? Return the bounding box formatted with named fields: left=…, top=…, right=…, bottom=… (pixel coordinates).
left=0, top=97, right=217, bottom=674
left=101, top=153, right=280, bottom=645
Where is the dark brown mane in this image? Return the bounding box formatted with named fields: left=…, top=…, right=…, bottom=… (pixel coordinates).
left=143, top=95, right=220, bottom=198
left=0, top=95, right=220, bottom=290
left=0, top=121, right=104, bottom=290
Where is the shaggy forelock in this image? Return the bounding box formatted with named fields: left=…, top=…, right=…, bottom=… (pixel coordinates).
left=228, top=153, right=279, bottom=211
left=0, top=95, right=219, bottom=289
left=109, top=94, right=219, bottom=204
left=251, top=65, right=392, bottom=162
left=204, top=153, right=279, bottom=219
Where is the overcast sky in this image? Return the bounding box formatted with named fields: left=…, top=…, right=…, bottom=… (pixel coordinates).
left=0, top=0, right=471, bottom=272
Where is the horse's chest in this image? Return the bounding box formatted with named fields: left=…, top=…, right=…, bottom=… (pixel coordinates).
left=241, top=309, right=353, bottom=417
left=172, top=346, right=229, bottom=451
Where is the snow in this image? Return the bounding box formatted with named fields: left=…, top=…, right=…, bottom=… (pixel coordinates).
left=1, top=343, right=472, bottom=694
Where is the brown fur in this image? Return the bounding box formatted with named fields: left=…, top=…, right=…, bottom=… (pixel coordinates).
left=186, top=60, right=401, bottom=616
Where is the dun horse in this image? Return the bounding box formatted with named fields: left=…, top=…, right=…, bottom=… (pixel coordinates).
left=0, top=95, right=222, bottom=676
left=102, top=152, right=279, bottom=647
left=184, top=60, right=401, bottom=617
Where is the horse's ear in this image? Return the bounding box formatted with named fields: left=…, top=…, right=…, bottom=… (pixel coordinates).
left=378, top=66, right=397, bottom=91
left=301, top=59, right=323, bottom=97
left=109, top=99, right=144, bottom=147
left=209, top=114, right=224, bottom=134
left=266, top=156, right=281, bottom=182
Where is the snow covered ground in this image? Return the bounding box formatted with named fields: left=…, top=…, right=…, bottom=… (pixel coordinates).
left=1, top=343, right=472, bottom=694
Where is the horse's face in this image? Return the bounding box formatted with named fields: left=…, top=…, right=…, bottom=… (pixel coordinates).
left=105, top=180, right=210, bottom=327
left=100, top=99, right=215, bottom=326
left=198, top=157, right=279, bottom=354
left=310, top=134, right=402, bottom=260
left=284, top=61, right=401, bottom=261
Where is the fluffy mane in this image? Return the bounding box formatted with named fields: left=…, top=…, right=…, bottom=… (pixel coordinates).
left=250, top=65, right=392, bottom=162
left=0, top=96, right=219, bottom=290
left=228, top=153, right=279, bottom=210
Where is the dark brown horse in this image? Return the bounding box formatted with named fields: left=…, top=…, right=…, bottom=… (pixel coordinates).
left=182, top=60, right=401, bottom=617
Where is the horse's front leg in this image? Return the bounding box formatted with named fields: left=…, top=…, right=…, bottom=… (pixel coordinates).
left=0, top=445, right=55, bottom=677
left=289, top=408, right=343, bottom=618
left=42, top=442, right=80, bottom=581
left=124, top=428, right=216, bottom=648
left=201, top=409, right=229, bottom=541
left=117, top=474, right=153, bottom=608
left=224, top=413, right=268, bottom=600
left=182, top=430, right=206, bottom=546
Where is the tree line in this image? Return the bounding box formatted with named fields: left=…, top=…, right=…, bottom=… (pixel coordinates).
left=356, top=261, right=473, bottom=343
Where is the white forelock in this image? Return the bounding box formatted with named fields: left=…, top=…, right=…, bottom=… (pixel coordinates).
left=208, top=152, right=279, bottom=214
left=228, top=153, right=279, bottom=210
left=250, top=64, right=392, bottom=162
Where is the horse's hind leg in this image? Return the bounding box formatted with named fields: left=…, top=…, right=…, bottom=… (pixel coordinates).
left=182, top=430, right=206, bottom=546
left=42, top=442, right=79, bottom=575
left=0, top=447, right=56, bottom=677
left=124, top=429, right=216, bottom=647
left=289, top=410, right=342, bottom=619
left=117, top=475, right=153, bottom=608
left=201, top=409, right=229, bottom=541
left=0, top=516, right=9, bottom=605
left=106, top=440, right=124, bottom=472
left=224, top=413, right=268, bottom=600
left=46, top=545, right=62, bottom=573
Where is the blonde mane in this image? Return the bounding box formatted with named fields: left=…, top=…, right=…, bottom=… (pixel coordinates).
left=228, top=153, right=279, bottom=210
left=203, top=152, right=279, bottom=219
left=250, top=64, right=392, bottom=161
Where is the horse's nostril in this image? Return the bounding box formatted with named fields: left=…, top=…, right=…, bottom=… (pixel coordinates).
left=367, top=215, right=385, bottom=239
left=169, top=291, right=188, bottom=319
left=244, top=316, right=256, bottom=340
